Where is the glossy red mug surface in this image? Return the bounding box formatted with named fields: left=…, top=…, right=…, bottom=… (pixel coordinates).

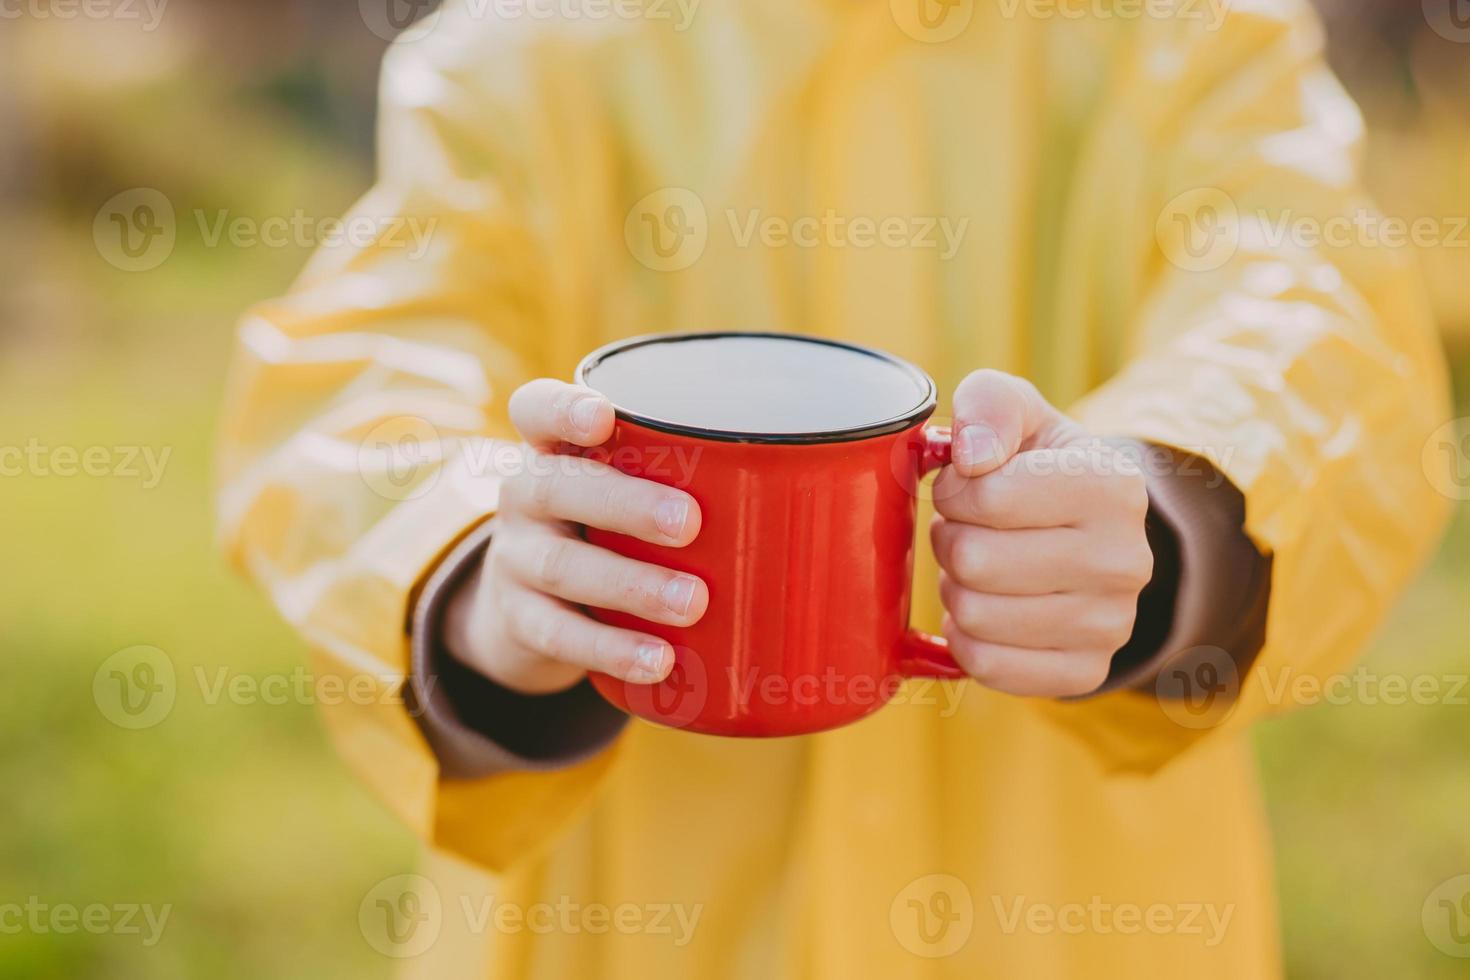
left=574, top=332, right=964, bottom=737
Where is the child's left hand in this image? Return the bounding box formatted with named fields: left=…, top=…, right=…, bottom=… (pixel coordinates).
left=931, top=370, right=1155, bottom=698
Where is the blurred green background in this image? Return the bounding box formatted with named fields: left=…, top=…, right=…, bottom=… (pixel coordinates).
left=1, top=3, right=1467, bottom=978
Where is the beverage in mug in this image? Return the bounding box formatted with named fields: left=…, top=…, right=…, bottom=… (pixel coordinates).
left=575, top=332, right=963, bottom=737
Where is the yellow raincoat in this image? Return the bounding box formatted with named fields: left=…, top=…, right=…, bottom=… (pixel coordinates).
left=216, top=0, right=1451, bottom=976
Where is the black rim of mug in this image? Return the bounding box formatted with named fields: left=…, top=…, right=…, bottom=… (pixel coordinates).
left=574, top=331, right=938, bottom=445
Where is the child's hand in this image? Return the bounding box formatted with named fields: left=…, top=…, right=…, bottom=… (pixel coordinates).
left=931, top=370, right=1154, bottom=698
left=444, top=380, right=708, bottom=695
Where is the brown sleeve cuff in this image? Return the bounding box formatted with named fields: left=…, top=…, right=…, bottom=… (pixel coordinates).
left=405, top=521, right=629, bottom=781
left=1093, top=441, right=1273, bottom=696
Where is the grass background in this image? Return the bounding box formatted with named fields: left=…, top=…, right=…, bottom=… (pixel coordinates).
left=1, top=4, right=1468, bottom=977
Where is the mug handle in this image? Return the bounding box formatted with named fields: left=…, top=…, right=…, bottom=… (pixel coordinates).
left=897, top=425, right=968, bottom=679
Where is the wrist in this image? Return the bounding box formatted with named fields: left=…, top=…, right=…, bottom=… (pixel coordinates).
left=442, top=555, right=491, bottom=671
left=1086, top=439, right=1270, bottom=696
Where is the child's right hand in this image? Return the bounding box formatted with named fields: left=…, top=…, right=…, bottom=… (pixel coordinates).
left=442, top=379, right=709, bottom=695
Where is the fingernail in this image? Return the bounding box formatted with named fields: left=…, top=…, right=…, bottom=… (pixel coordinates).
left=632, top=643, right=670, bottom=682
left=954, top=423, right=1003, bottom=469
left=660, top=575, right=698, bottom=616
left=654, top=497, right=690, bottom=539
left=569, top=396, right=603, bottom=436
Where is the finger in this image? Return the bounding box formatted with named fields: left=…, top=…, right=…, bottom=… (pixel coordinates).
left=939, top=576, right=1138, bottom=652
left=509, top=378, right=615, bottom=449
left=494, top=527, right=709, bottom=627
left=931, top=518, right=1153, bottom=595
left=499, top=583, right=676, bottom=684
left=932, top=449, right=1148, bottom=529
left=931, top=519, right=1090, bottom=594
left=943, top=619, right=1113, bottom=698
left=949, top=369, right=1070, bottom=477
left=503, top=454, right=701, bottom=546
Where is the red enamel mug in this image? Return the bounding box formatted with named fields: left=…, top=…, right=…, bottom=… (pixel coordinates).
left=574, top=332, right=965, bottom=737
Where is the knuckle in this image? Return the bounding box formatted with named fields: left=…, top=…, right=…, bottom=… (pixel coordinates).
left=588, top=627, right=625, bottom=675
left=593, top=477, right=630, bottom=526
left=502, top=600, right=541, bottom=650
left=503, top=599, right=573, bottom=660
left=619, top=566, right=664, bottom=618
left=500, top=472, right=528, bottom=513
left=485, top=535, right=515, bottom=580
left=550, top=386, right=578, bottom=430
left=532, top=611, right=572, bottom=660
left=510, top=379, right=560, bottom=432
left=944, top=628, right=993, bottom=684
left=1078, top=655, right=1113, bottom=693
left=533, top=538, right=575, bottom=592
left=1096, top=544, right=1153, bottom=591
left=1114, top=471, right=1150, bottom=515
left=971, top=476, right=1014, bottom=522
left=1083, top=602, right=1136, bottom=650
left=528, top=467, right=558, bottom=515
left=1010, top=374, right=1042, bottom=403
left=931, top=468, right=968, bottom=509
left=950, top=532, right=988, bottom=586
left=1125, top=542, right=1155, bottom=587
left=947, top=588, right=983, bottom=634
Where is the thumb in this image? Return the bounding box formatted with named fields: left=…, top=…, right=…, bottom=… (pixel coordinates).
left=949, top=369, right=1060, bottom=477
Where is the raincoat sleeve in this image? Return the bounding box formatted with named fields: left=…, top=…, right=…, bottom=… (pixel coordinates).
left=215, top=18, right=618, bottom=872
left=1041, top=0, right=1453, bottom=772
